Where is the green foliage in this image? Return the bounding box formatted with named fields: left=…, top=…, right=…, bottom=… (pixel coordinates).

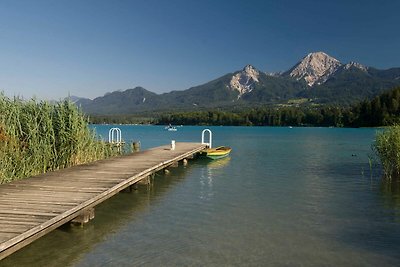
left=155, top=86, right=400, bottom=127
left=85, top=86, right=400, bottom=128
left=350, top=87, right=400, bottom=126
left=89, top=114, right=156, bottom=125
left=0, top=95, right=117, bottom=183
left=156, top=106, right=345, bottom=127
left=374, top=125, right=400, bottom=180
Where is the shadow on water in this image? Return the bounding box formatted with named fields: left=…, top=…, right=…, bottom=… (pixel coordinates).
left=1, top=161, right=202, bottom=267
left=312, top=157, right=382, bottom=180
left=380, top=179, right=400, bottom=218
left=334, top=178, right=400, bottom=261
left=298, top=152, right=400, bottom=261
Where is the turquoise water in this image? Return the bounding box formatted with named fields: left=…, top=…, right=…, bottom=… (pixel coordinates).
left=3, top=126, right=400, bottom=266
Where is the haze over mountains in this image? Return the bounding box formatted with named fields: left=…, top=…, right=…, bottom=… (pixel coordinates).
left=75, top=52, right=400, bottom=115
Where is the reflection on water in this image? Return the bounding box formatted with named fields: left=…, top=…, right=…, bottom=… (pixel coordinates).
left=205, top=156, right=231, bottom=170
left=199, top=157, right=231, bottom=201
left=380, top=179, right=400, bottom=220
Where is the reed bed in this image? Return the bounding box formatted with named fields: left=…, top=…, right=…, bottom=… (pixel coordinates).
left=0, top=94, right=117, bottom=184
left=374, top=125, right=400, bottom=180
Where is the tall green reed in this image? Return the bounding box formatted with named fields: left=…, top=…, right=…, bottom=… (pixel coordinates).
left=374, top=125, right=400, bottom=180
left=0, top=94, right=117, bottom=183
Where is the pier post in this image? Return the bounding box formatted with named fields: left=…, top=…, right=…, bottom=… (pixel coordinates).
left=71, top=208, right=95, bottom=226
left=136, top=175, right=151, bottom=185
left=121, top=185, right=134, bottom=193
left=183, top=158, right=188, bottom=166
left=132, top=141, right=141, bottom=152
left=170, top=161, right=179, bottom=167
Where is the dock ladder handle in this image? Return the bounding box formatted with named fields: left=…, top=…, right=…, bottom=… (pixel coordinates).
left=108, top=127, right=122, bottom=144
left=201, top=129, right=212, bottom=148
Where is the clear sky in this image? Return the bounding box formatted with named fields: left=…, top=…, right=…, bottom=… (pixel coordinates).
left=1, top=0, right=399, bottom=100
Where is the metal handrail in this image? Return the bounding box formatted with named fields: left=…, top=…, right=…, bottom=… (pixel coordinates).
left=108, top=127, right=122, bottom=144
left=201, top=129, right=212, bottom=148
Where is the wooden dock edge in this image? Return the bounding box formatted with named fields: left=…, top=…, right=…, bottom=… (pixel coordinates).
left=0, top=144, right=206, bottom=260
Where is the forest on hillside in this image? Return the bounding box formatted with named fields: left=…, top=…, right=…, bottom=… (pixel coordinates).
left=89, top=87, right=400, bottom=128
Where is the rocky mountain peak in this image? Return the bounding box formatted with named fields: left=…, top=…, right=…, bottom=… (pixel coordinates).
left=343, top=61, right=368, bottom=72
left=288, top=51, right=342, bottom=86
left=243, top=64, right=259, bottom=76
left=230, top=65, right=260, bottom=98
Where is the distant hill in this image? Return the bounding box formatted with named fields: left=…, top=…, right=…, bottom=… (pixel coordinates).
left=75, top=52, right=400, bottom=114
left=68, top=95, right=92, bottom=106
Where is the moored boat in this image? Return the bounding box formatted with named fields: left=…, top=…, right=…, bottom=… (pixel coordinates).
left=165, top=124, right=177, bottom=131
left=200, top=146, right=231, bottom=160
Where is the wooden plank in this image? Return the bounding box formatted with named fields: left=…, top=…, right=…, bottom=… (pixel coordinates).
left=0, top=228, right=35, bottom=234
left=0, top=216, right=49, bottom=223
left=2, top=183, right=110, bottom=190
left=0, top=196, right=88, bottom=203
left=2, top=187, right=108, bottom=193
left=0, top=190, right=98, bottom=197
left=0, top=234, right=19, bottom=243
left=0, top=204, right=75, bottom=213
left=0, top=184, right=108, bottom=190
left=1, top=178, right=127, bottom=185
left=0, top=221, right=39, bottom=226
left=1, top=185, right=109, bottom=192
left=0, top=208, right=61, bottom=215
left=0, top=199, right=80, bottom=206
left=0, top=210, right=60, bottom=217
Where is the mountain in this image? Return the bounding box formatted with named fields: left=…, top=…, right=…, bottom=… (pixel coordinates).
left=300, top=63, right=400, bottom=104
left=75, top=52, right=400, bottom=114
left=229, top=65, right=260, bottom=98
left=76, top=87, right=160, bottom=114
left=283, top=51, right=342, bottom=86
left=68, top=95, right=92, bottom=106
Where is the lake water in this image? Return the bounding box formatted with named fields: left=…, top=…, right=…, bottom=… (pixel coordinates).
left=2, top=126, right=400, bottom=266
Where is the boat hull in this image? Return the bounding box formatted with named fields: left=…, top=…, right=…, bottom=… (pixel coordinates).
left=205, top=153, right=230, bottom=160
left=200, top=146, right=231, bottom=160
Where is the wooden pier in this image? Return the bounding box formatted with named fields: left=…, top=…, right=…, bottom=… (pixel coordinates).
left=0, top=142, right=206, bottom=260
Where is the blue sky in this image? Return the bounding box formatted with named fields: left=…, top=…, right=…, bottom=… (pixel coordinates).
left=0, top=0, right=399, bottom=99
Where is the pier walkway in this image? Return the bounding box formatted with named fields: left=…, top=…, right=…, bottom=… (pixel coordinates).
left=0, top=142, right=206, bottom=260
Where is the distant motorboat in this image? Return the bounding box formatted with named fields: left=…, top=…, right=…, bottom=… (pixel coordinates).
left=165, top=124, right=177, bottom=131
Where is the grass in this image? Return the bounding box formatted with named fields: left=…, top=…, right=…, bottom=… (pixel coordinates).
left=374, top=125, right=400, bottom=180
left=0, top=94, right=118, bottom=184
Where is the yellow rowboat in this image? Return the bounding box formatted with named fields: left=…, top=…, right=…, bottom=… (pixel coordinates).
left=200, top=146, right=232, bottom=160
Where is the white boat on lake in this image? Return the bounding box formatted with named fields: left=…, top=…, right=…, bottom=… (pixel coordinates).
left=165, top=124, right=178, bottom=131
